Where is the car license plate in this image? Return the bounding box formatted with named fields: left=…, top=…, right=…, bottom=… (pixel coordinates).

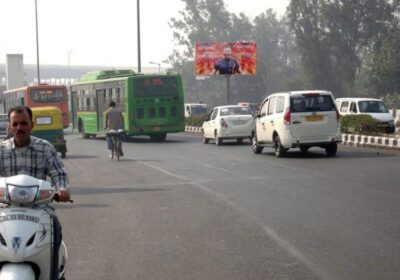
left=305, top=115, right=323, bottom=121
left=232, top=120, right=246, bottom=125
left=153, top=127, right=161, bottom=131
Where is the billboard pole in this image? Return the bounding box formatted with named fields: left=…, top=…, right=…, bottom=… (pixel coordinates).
left=226, top=75, right=231, bottom=105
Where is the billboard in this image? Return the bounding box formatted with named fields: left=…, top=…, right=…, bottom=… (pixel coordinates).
left=195, top=41, right=256, bottom=76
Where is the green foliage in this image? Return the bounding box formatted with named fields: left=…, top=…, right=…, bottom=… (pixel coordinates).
left=185, top=115, right=208, bottom=127
left=340, top=114, right=379, bottom=134
left=167, top=0, right=398, bottom=105
left=288, top=0, right=395, bottom=96
left=367, top=30, right=399, bottom=96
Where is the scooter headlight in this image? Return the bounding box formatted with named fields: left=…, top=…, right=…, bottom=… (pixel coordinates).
left=7, top=185, right=39, bottom=203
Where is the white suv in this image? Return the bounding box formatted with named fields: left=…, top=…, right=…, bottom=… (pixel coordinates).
left=252, top=90, right=341, bottom=157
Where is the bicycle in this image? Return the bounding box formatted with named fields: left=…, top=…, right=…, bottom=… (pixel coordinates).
left=106, top=129, right=124, bottom=161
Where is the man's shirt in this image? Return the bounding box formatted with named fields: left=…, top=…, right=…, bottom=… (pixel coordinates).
left=0, top=136, right=68, bottom=189
left=214, top=58, right=241, bottom=74
left=105, top=107, right=124, bottom=130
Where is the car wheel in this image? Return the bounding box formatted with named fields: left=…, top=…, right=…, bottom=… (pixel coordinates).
left=325, top=143, right=337, bottom=157
left=251, top=135, right=263, bottom=154
left=237, top=138, right=243, bottom=144
left=299, top=146, right=309, bottom=154
left=215, top=131, right=222, bottom=146
left=274, top=135, right=287, bottom=157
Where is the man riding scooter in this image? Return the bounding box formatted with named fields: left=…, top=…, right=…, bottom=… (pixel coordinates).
left=0, top=105, right=71, bottom=279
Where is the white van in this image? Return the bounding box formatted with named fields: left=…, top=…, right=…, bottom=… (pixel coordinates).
left=335, top=98, right=395, bottom=133
left=252, top=90, right=341, bottom=157
left=184, top=103, right=208, bottom=118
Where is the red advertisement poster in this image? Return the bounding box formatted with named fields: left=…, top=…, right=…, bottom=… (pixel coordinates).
left=195, top=41, right=257, bottom=76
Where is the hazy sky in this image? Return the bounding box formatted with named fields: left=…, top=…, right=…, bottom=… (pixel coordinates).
left=0, top=0, right=289, bottom=68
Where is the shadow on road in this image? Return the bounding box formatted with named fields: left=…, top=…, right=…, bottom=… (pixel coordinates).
left=70, top=187, right=169, bottom=195
left=63, top=155, right=99, bottom=160
left=260, top=149, right=396, bottom=159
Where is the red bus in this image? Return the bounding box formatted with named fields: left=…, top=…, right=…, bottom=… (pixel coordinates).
left=3, top=84, right=70, bottom=128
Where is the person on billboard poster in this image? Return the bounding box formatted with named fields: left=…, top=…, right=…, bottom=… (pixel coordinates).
left=211, top=47, right=241, bottom=75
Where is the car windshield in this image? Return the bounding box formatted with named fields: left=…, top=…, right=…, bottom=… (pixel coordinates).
left=358, top=101, right=389, bottom=113
left=290, top=95, right=335, bottom=113
left=191, top=106, right=207, bottom=114
left=220, top=106, right=252, bottom=116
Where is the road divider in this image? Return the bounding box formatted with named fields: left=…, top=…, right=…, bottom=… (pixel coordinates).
left=185, top=126, right=202, bottom=133
left=185, top=126, right=400, bottom=151
left=341, top=133, right=400, bottom=150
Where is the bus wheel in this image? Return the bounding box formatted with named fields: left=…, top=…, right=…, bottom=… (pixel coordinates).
left=150, top=133, right=166, bottom=142
left=78, top=119, right=89, bottom=139
left=81, top=127, right=89, bottom=139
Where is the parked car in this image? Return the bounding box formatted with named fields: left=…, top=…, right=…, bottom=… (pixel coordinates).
left=335, top=97, right=395, bottom=133
left=252, top=90, right=341, bottom=157
left=0, top=114, right=9, bottom=139
left=202, top=105, right=255, bottom=145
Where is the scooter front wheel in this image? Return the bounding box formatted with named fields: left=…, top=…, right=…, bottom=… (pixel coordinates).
left=0, top=263, right=35, bottom=280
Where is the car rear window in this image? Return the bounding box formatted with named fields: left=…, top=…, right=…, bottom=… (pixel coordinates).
left=220, top=107, right=252, bottom=116
left=290, top=94, right=335, bottom=113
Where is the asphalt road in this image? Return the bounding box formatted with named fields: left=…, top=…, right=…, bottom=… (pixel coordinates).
left=57, top=132, right=400, bottom=280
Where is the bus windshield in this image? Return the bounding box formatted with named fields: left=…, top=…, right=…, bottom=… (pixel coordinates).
left=134, top=77, right=178, bottom=97
left=31, top=88, right=64, bottom=103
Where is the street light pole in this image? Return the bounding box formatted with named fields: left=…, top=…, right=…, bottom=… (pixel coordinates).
left=394, top=17, right=398, bottom=118
left=137, top=0, right=141, bottom=73
left=149, top=61, right=161, bottom=73
left=272, top=39, right=288, bottom=91
left=34, top=0, right=41, bottom=84
left=67, top=50, right=72, bottom=86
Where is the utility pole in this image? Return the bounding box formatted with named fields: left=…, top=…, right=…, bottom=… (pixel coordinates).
left=34, top=0, right=41, bottom=84
left=137, top=0, right=141, bottom=73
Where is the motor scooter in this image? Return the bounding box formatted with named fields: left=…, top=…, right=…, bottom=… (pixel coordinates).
left=0, top=174, right=68, bottom=280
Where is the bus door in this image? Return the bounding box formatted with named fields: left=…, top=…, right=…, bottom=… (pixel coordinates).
left=96, top=90, right=106, bottom=132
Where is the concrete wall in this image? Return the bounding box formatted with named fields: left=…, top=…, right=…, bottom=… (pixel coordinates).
left=6, top=54, right=24, bottom=90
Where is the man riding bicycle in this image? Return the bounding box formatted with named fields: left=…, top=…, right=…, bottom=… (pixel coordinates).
left=105, top=101, right=124, bottom=158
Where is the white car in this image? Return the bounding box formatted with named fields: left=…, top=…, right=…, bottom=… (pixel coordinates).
left=335, top=97, right=395, bottom=133
left=202, top=105, right=255, bottom=145
left=252, top=90, right=341, bottom=157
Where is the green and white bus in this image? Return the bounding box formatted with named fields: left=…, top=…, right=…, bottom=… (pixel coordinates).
left=70, top=69, right=185, bottom=141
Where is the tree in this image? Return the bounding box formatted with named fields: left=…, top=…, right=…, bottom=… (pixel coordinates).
left=288, top=0, right=393, bottom=96
left=168, top=0, right=297, bottom=105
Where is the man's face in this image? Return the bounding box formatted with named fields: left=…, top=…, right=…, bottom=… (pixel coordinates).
left=9, top=111, right=34, bottom=147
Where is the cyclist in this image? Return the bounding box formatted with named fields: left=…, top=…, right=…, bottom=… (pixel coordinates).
left=105, top=101, right=124, bottom=158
